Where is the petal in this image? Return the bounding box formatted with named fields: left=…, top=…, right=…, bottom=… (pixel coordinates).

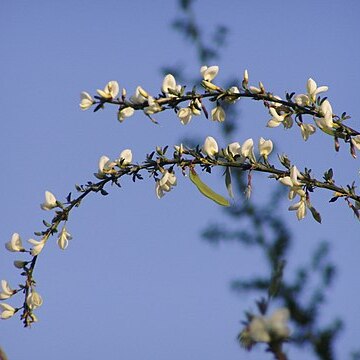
left=227, top=142, right=241, bottom=157
left=161, top=74, right=176, bottom=93
left=201, top=65, right=219, bottom=81
left=98, top=155, right=110, bottom=172
left=119, top=149, right=133, bottom=165
left=203, top=136, right=219, bottom=156
left=307, top=78, right=317, bottom=96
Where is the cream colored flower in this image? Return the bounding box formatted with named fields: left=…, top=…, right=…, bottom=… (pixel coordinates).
left=314, top=99, right=333, bottom=132
left=144, top=97, right=162, bottom=115
left=57, top=226, right=72, bottom=250
left=118, top=107, right=135, bottom=122
left=28, top=238, right=46, bottom=256
left=26, top=290, right=43, bottom=310
left=203, top=136, right=219, bottom=157
left=96, top=81, right=119, bottom=100
left=300, top=123, right=316, bottom=141
left=289, top=197, right=307, bottom=220
left=258, top=137, right=273, bottom=158
left=241, top=138, right=256, bottom=163
left=0, top=280, right=15, bottom=300
left=0, top=303, right=16, bottom=320
left=79, top=92, right=94, bottom=110
left=294, top=94, right=310, bottom=106
left=118, top=149, right=133, bottom=165
left=211, top=105, right=226, bottom=122
left=307, top=78, right=328, bottom=103
left=5, top=233, right=24, bottom=252
left=155, top=170, right=177, bottom=199
left=177, top=107, right=192, bottom=125
left=40, top=191, right=57, bottom=211
left=98, top=155, right=115, bottom=173
left=267, top=108, right=286, bottom=128
left=130, top=86, right=148, bottom=104
left=227, top=142, right=242, bottom=157
left=162, top=74, right=181, bottom=96
left=225, top=86, right=240, bottom=104
left=248, top=308, right=290, bottom=343
left=200, top=65, right=219, bottom=81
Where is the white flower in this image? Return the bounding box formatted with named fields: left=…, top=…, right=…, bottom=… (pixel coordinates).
left=79, top=92, right=94, bottom=110
left=200, top=65, right=219, bottom=81
left=300, top=123, right=316, bottom=141
left=0, top=303, right=16, bottom=320
left=227, top=142, right=242, bottom=157
left=28, top=238, right=46, bottom=256
left=279, top=166, right=308, bottom=220
left=248, top=308, right=290, bottom=343
left=279, top=165, right=305, bottom=199
left=211, top=105, right=226, bottom=122
left=267, top=108, right=293, bottom=129
left=294, top=94, right=310, bottom=106
left=57, top=226, right=72, bottom=250
left=96, top=81, right=119, bottom=100
left=294, top=78, right=328, bottom=106
left=225, top=86, right=240, bottom=103
left=249, top=317, right=270, bottom=342
left=241, top=138, right=256, bottom=163
left=144, top=96, right=162, bottom=115
left=177, top=107, right=192, bottom=125
left=351, top=135, right=360, bottom=150
left=26, top=290, right=43, bottom=310
left=0, top=280, right=15, bottom=300
left=118, top=107, right=135, bottom=122
left=98, top=155, right=115, bottom=173
left=5, top=233, right=24, bottom=252
left=130, top=86, right=148, bottom=104
left=289, top=197, right=307, bottom=220
left=267, top=108, right=286, bottom=128
left=315, top=99, right=333, bottom=132
left=258, top=137, right=273, bottom=158
left=307, top=78, right=328, bottom=103
left=162, top=74, right=181, bottom=96
left=40, top=191, right=57, bottom=211
left=155, top=170, right=177, bottom=199
left=118, top=149, right=133, bottom=165
left=203, top=136, right=219, bottom=157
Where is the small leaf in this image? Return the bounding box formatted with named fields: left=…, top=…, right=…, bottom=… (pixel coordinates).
left=309, top=205, right=322, bottom=223
left=189, top=169, right=230, bottom=207
left=225, top=167, right=234, bottom=198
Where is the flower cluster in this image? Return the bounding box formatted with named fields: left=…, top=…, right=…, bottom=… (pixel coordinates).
left=98, top=149, right=133, bottom=174
left=279, top=166, right=308, bottom=220
left=240, top=308, right=291, bottom=347
left=202, top=135, right=273, bottom=162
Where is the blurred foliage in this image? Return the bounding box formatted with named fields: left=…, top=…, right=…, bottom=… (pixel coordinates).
left=167, top=0, right=345, bottom=359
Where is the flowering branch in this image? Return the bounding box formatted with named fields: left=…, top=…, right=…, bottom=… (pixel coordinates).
left=81, top=68, right=360, bottom=156
left=2, top=135, right=359, bottom=326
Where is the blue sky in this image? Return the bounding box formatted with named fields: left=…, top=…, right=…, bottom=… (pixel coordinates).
left=1, top=1, right=360, bottom=359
